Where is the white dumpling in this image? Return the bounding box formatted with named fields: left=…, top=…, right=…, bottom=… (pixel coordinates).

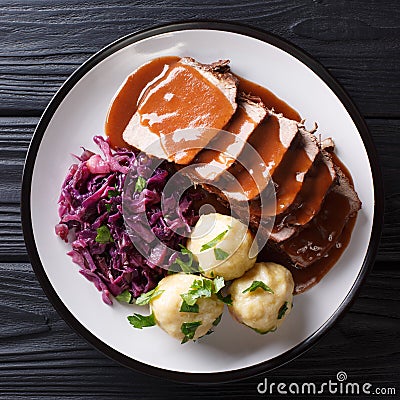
left=187, top=213, right=257, bottom=280
left=150, top=274, right=224, bottom=342
left=228, top=262, right=294, bottom=333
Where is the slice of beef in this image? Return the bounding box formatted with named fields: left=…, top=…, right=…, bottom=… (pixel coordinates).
left=123, top=57, right=238, bottom=163
left=192, top=93, right=268, bottom=181
left=269, top=166, right=361, bottom=269
left=321, top=137, right=335, bottom=152
left=251, top=124, right=320, bottom=218
left=269, top=150, right=336, bottom=242
left=220, top=112, right=299, bottom=201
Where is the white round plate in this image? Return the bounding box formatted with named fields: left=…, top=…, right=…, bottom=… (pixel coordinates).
left=22, top=22, right=383, bottom=383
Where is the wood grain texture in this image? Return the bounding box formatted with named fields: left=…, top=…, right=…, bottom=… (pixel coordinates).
left=0, top=117, right=398, bottom=262
left=0, top=262, right=398, bottom=398
left=0, top=0, right=399, bottom=117
left=0, top=0, right=399, bottom=397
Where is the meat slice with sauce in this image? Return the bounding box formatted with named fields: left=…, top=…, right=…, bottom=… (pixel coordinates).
left=249, top=124, right=320, bottom=218
left=192, top=94, right=268, bottom=181
left=269, top=166, right=361, bottom=269
left=122, top=57, right=238, bottom=163
left=269, top=150, right=337, bottom=242
left=220, top=112, right=299, bottom=201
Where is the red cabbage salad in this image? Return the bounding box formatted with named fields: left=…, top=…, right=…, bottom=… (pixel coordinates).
left=55, top=136, right=198, bottom=304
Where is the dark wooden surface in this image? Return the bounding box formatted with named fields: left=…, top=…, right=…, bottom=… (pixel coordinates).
left=0, top=1, right=399, bottom=398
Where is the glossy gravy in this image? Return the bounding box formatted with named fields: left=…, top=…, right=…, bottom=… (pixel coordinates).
left=288, top=216, right=357, bottom=294
left=194, top=104, right=260, bottom=178
left=260, top=137, right=316, bottom=217
left=284, top=155, right=335, bottom=226
left=105, top=56, right=180, bottom=149
left=224, top=78, right=302, bottom=200
left=105, top=56, right=358, bottom=294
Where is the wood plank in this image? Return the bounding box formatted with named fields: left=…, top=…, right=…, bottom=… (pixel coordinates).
left=0, top=117, right=398, bottom=262
left=0, top=262, right=398, bottom=397
left=0, top=1, right=399, bottom=117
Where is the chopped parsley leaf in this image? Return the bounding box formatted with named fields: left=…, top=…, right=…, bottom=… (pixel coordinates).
left=135, top=288, right=164, bottom=306
left=200, top=229, right=229, bottom=252
left=213, top=276, right=225, bottom=293
left=278, top=301, right=289, bottom=320
left=173, top=244, right=202, bottom=274
left=212, top=314, right=223, bottom=326
left=214, top=247, right=229, bottom=260
left=180, top=276, right=227, bottom=308
left=217, top=292, right=233, bottom=305
left=134, top=176, right=146, bottom=193
left=180, top=300, right=199, bottom=313
left=107, top=188, right=120, bottom=199
left=127, top=312, right=156, bottom=329
left=251, top=326, right=277, bottom=335
left=181, top=321, right=202, bottom=344
left=95, top=225, right=114, bottom=243
left=180, top=279, right=213, bottom=306
left=115, top=290, right=133, bottom=303
left=242, top=280, right=274, bottom=294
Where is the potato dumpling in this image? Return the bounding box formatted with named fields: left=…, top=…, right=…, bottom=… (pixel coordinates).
left=150, top=274, right=224, bottom=342
left=187, top=213, right=257, bottom=280
left=228, top=262, right=294, bottom=334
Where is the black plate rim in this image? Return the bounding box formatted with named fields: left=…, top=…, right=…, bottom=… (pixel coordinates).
left=21, top=20, right=384, bottom=384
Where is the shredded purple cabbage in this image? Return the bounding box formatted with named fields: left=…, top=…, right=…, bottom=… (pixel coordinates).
left=55, top=136, right=198, bottom=304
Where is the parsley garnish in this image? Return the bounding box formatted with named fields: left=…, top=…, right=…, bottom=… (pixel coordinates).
left=127, top=312, right=156, bottom=329
left=217, top=292, right=233, bottom=305
left=213, top=276, right=225, bottom=293
left=251, top=326, right=277, bottom=335
left=173, top=244, right=202, bottom=274
left=135, top=288, right=164, bottom=306
left=115, top=290, right=133, bottom=303
left=242, top=280, right=274, bottom=294
left=278, top=301, right=289, bottom=320
left=214, top=247, right=229, bottom=260
left=181, top=279, right=213, bottom=306
left=181, top=321, right=202, bottom=344
left=180, top=300, right=199, bottom=313
left=198, top=328, right=216, bottom=340
left=107, top=188, right=120, bottom=199
left=180, top=276, right=227, bottom=307
left=167, top=269, right=177, bottom=275
left=105, top=203, right=112, bottom=212
left=200, top=229, right=229, bottom=252
left=212, top=314, right=223, bottom=326
left=135, top=176, right=146, bottom=193
left=95, top=225, right=114, bottom=243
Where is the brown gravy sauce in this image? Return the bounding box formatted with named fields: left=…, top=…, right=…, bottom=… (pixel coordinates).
left=288, top=216, right=357, bottom=294
left=224, top=77, right=302, bottom=200
left=237, top=77, right=301, bottom=121
left=105, top=56, right=180, bottom=149
left=263, top=138, right=314, bottom=216
left=138, top=62, right=234, bottom=137
left=281, top=188, right=353, bottom=267
left=194, top=104, right=258, bottom=175
left=285, top=155, right=334, bottom=226
left=279, top=155, right=357, bottom=294
left=332, top=152, right=354, bottom=186
left=226, top=114, right=285, bottom=199
left=105, top=56, right=358, bottom=294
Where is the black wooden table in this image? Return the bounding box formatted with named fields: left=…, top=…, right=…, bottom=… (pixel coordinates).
left=1, top=1, right=399, bottom=398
